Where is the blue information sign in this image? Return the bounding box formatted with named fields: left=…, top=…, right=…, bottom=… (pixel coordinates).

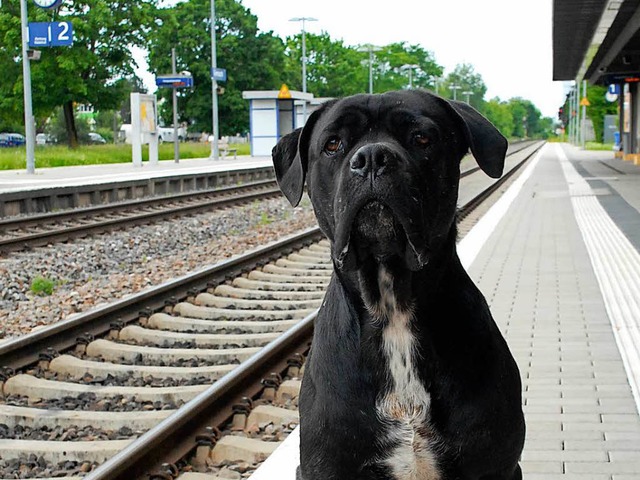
left=28, top=21, right=73, bottom=47
left=156, top=75, right=194, bottom=88
left=211, top=68, right=227, bottom=82
left=28, top=22, right=49, bottom=47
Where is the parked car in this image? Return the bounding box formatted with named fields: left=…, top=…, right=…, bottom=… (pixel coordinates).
left=88, top=132, right=107, bottom=144
left=0, top=133, right=11, bottom=147
left=0, top=132, right=26, bottom=147
left=36, top=133, right=57, bottom=145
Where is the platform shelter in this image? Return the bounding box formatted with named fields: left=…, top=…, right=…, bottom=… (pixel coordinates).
left=242, top=86, right=324, bottom=157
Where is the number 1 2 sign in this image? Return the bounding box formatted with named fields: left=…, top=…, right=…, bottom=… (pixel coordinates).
left=28, top=21, right=73, bottom=47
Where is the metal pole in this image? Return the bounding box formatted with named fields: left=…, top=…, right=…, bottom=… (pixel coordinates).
left=576, top=82, right=581, bottom=146
left=574, top=85, right=579, bottom=145
left=20, top=0, right=35, bottom=174
left=172, top=48, right=179, bottom=163
left=581, top=80, right=587, bottom=149
left=408, top=68, right=413, bottom=89
left=301, top=19, right=308, bottom=123
left=449, top=84, right=460, bottom=101
left=569, top=88, right=573, bottom=144
left=571, top=84, right=578, bottom=145
left=210, top=0, right=219, bottom=160
left=369, top=48, right=373, bottom=94
left=290, top=17, right=317, bottom=124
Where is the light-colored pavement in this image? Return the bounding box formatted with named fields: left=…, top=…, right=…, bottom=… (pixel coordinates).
left=469, top=143, right=640, bottom=479
left=0, top=156, right=272, bottom=194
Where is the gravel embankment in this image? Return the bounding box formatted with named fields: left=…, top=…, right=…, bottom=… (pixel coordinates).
left=0, top=196, right=318, bottom=341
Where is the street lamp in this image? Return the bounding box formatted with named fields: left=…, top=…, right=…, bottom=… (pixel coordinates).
left=430, top=76, right=443, bottom=96
left=357, top=44, right=382, bottom=94
left=462, top=90, right=473, bottom=104
left=289, top=16, right=318, bottom=123
left=449, top=84, right=461, bottom=101
left=401, top=64, right=419, bottom=89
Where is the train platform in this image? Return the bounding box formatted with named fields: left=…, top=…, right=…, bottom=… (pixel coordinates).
left=250, top=142, right=640, bottom=480
left=0, top=155, right=271, bottom=195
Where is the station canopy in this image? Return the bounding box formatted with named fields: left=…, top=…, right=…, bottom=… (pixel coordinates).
left=553, top=0, right=640, bottom=84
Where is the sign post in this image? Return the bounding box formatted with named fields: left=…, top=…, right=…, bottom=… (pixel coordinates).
left=20, top=0, right=35, bottom=174
left=171, top=48, right=179, bottom=163
left=155, top=70, right=194, bottom=164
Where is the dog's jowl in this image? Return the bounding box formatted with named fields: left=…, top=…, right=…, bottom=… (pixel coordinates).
left=272, top=90, right=525, bottom=480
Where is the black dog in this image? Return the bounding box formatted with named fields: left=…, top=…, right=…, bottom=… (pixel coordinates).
left=272, top=90, right=525, bottom=480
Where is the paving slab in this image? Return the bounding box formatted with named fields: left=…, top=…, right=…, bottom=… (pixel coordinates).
left=468, top=143, right=640, bottom=478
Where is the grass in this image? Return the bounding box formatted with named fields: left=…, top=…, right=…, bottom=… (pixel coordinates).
left=585, top=142, right=615, bottom=151
left=0, top=142, right=251, bottom=170
left=30, top=276, right=56, bottom=296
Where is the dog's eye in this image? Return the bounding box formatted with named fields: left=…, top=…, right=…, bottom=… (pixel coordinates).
left=413, top=133, right=430, bottom=147
left=324, top=137, right=343, bottom=155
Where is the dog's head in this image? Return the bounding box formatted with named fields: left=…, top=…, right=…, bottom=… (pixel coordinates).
left=272, top=89, right=507, bottom=272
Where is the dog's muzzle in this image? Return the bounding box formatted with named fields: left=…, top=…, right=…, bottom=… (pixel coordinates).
left=333, top=143, right=429, bottom=272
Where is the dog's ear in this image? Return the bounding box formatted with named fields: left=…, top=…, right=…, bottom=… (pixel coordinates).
left=272, top=128, right=305, bottom=207
left=446, top=100, right=508, bottom=178
left=271, top=103, right=330, bottom=207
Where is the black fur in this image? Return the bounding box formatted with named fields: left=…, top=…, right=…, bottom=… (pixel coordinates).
left=272, top=90, right=524, bottom=480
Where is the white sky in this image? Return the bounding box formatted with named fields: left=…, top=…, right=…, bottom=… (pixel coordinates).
left=242, top=0, right=570, bottom=119
left=139, top=0, right=570, bottom=119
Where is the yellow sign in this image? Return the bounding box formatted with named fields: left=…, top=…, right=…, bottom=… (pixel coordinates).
left=278, top=84, right=292, bottom=99
left=580, top=97, right=590, bottom=107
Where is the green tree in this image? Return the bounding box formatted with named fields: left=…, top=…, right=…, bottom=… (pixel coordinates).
left=0, top=0, right=155, bottom=148
left=284, top=32, right=367, bottom=97
left=586, top=85, right=617, bottom=142
left=442, top=63, right=487, bottom=109
left=372, top=42, right=443, bottom=93
left=483, top=97, right=514, bottom=138
left=507, top=97, right=551, bottom=139
left=148, top=0, right=287, bottom=136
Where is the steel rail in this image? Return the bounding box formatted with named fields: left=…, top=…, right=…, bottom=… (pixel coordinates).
left=84, top=141, right=546, bottom=480
left=458, top=140, right=545, bottom=221
left=0, top=182, right=281, bottom=253
left=0, top=227, right=323, bottom=370
left=88, top=311, right=315, bottom=480
left=0, top=179, right=277, bottom=231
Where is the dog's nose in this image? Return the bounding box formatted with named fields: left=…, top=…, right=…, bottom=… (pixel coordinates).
left=350, top=144, right=396, bottom=178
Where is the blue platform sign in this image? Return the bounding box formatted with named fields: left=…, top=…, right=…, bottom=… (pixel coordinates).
left=211, top=68, right=227, bottom=82
left=28, top=21, right=73, bottom=47
left=156, top=75, right=194, bottom=88
left=50, top=21, right=73, bottom=46
left=608, top=84, right=620, bottom=95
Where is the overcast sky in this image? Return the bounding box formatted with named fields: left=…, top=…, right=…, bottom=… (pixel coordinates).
left=243, top=0, right=570, bottom=118
left=139, top=0, right=570, bottom=119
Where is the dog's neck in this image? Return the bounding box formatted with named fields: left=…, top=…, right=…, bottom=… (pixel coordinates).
left=344, top=227, right=459, bottom=319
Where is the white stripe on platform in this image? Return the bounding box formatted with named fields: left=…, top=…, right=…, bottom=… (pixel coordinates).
left=457, top=144, right=544, bottom=269
left=247, top=424, right=300, bottom=479
left=556, top=143, right=640, bottom=415
left=248, top=146, right=545, bottom=479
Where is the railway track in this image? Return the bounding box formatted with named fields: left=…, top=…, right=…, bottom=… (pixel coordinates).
left=0, top=141, right=535, bottom=256
left=0, top=180, right=282, bottom=254
left=0, top=140, right=544, bottom=480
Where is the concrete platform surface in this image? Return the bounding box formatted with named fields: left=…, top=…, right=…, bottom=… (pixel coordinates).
left=0, top=155, right=271, bottom=194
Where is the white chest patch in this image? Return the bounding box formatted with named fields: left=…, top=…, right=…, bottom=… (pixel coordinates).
left=368, top=268, right=441, bottom=480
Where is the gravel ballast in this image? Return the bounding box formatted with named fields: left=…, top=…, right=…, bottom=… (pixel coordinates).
left=0, top=196, right=317, bottom=340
